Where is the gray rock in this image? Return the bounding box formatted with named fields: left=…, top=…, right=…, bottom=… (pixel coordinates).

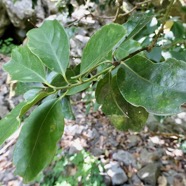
left=137, top=163, right=160, bottom=186
left=128, top=135, right=141, bottom=148
left=112, top=150, right=137, bottom=167
left=130, top=174, right=143, bottom=186
left=140, top=148, right=162, bottom=165
left=1, top=0, right=49, bottom=31
left=107, top=165, right=128, bottom=185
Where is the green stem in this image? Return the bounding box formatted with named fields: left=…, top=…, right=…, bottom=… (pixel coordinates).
left=54, top=65, right=115, bottom=91
left=71, top=60, right=112, bottom=80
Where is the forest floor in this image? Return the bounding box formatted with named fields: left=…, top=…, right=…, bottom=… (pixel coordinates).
left=0, top=53, right=186, bottom=186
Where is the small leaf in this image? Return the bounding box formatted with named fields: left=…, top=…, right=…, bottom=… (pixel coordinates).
left=80, top=23, right=126, bottom=74
left=61, top=97, right=75, bottom=120
left=67, top=82, right=91, bottom=96
left=117, top=55, right=186, bottom=115
left=27, top=20, right=70, bottom=78
left=3, top=46, right=46, bottom=83
left=0, top=102, right=26, bottom=146
left=13, top=99, right=64, bottom=182
left=96, top=73, right=148, bottom=131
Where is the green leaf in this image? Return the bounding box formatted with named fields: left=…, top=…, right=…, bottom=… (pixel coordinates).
left=3, top=46, right=46, bottom=83
left=0, top=89, right=55, bottom=146
left=124, top=13, right=153, bottom=40
left=117, top=55, right=186, bottom=115
left=13, top=99, right=64, bottom=182
left=20, top=89, right=55, bottom=117
left=115, top=39, right=141, bottom=61
left=80, top=23, right=126, bottom=74
left=15, top=82, right=42, bottom=95
left=96, top=73, right=148, bottom=131
left=67, top=82, right=91, bottom=95
left=50, top=65, right=80, bottom=87
left=27, top=20, right=70, bottom=78
left=61, top=97, right=75, bottom=120
left=0, top=102, right=26, bottom=146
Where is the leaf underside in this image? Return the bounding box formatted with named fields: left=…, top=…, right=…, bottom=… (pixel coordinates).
left=27, top=20, right=70, bottom=78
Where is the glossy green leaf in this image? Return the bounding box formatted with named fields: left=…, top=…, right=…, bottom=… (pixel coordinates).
left=96, top=73, right=148, bottom=131
left=3, top=46, right=46, bottom=83
left=124, top=13, right=153, bottom=40
left=117, top=55, right=186, bottom=115
left=61, top=97, right=75, bottom=120
left=13, top=99, right=64, bottom=182
left=115, top=39, right=141, bottom=61
left=80, top=23, right=126, bottom=74
left=0, top=102, right=26, bottom=146
left=27, top=20, right=70, bottom=78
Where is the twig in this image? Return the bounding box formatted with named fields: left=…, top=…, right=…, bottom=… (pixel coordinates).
left=118, top=0, right=152, bottom=18
left=147, top=0, right=174, bottom=51
left=119, top=0, right=175, bottom=62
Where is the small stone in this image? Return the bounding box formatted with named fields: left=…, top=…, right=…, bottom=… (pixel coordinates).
left=112, top=150, right=136, bottom=167
left=158, top=175, right=167, bottom=186
left=140, top=149, right=162, bottom=165
left=137, top=163, right=160, bottom=186
left=107, top=166, right=128, bottom=185
left=91, top=148, right=104, bottom=156
left=173, top=174, right=186, bottom=186
left=128, top=135, right=141, bottom=148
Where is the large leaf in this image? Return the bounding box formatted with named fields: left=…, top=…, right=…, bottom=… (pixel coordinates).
left=80, top=23, right=126, bottom=74
left=3, top=46, right=46, bottom=83
left=117, top=55, right=186, bottom=115
left=27, top=20, right=70, bottom=78
left=0, top=102, right=26, bottom=146
left=95, top=73, right=148, bottom=131
left=13, top=99, right=64, bottom=182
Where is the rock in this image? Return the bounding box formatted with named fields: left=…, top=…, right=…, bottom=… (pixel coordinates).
left=112, top=150, right=137, bottom=167
left=1, top=0, right=50, bottom=40
left=137, top=163, right=160, bottom=186
left=127, top=135, right=141, bottom=148
left=139, top=148, right=162, bottom=165
left=173, top=174, right=186, bottom=186
left=130, top=174, right=143, bottom=186
left=107, top=164, right=128, bottom=185
left=91, top=148, right=104, bottom=156
left=158, top=175, right=167, bottom=186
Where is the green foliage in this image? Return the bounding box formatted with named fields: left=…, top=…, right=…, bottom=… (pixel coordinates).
left=0, top=38, right=16, bottom=55
left=0, top=7, right=186, bottom=182
left=36, top=150, right=105, bottom=186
